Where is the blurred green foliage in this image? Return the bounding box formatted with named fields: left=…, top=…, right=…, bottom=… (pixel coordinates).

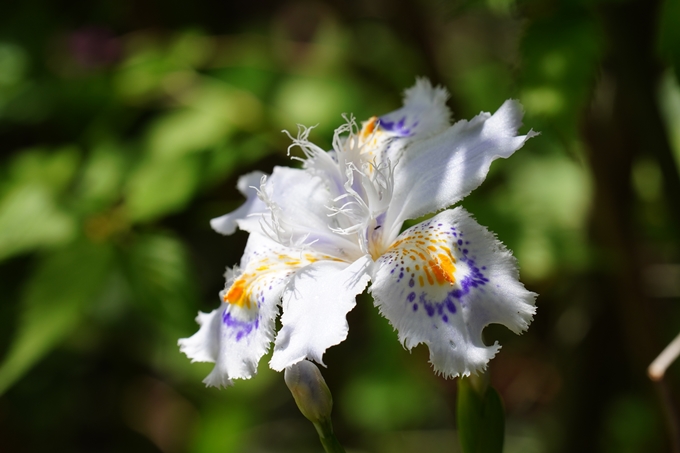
left=1, top=0, right=679, bottom=452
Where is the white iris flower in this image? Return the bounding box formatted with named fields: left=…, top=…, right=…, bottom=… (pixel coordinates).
left=179, top=79, right=538, bottom=387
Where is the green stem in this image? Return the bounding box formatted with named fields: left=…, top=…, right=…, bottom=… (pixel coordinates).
left=313, top=418, right=347, bottom=453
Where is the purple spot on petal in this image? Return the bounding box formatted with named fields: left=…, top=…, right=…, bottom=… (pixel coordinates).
left=222, top=311, right=259, bottom=342
left=379, top=116, right=413, bottom=136
left=425, top=304, right=435, bottom=317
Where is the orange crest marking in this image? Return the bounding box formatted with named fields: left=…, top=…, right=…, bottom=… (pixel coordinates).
left=224, top=278, right=250, bottom=309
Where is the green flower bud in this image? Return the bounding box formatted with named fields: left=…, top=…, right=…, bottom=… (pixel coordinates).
left=284, top=360, right=333, bottom=424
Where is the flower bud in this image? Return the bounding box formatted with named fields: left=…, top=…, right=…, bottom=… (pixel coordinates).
left=284, top=360, right=333, bottom=423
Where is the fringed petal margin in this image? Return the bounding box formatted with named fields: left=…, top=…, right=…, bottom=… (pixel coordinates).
left=210, top=170, right=267, bottom=235
left=270, top=255, right=373, bottom=371
left=370, top=208, right=536, bottom=378
left=384, top=100, right=537, bottom=240
left=179, top=233, right=318, bottom=387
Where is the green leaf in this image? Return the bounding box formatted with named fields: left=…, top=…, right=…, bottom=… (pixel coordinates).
left=125, top=154, right=201, bottom=222
left=0, top=184, right=76, bottom=261
left=76, top=142, right=127, bottom=212
left=0, top=42, right=29, bottom=88
left=122, top=232, right=198, bottom=330
left=0, top=146, right=82, bottom=260
left=6, top=146, right=80, bottom=193
left=457, top=377, right=505, bottom=453
left=146, top=80, right=262, bottom=160
left=518, top=8, right=602, bottom=135
left=0, top=240, right=114, bottom=395
left=274, top=76, right=360, bottom=134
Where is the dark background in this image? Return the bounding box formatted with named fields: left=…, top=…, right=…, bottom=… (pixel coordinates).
left=1, top=0, right=679, bottom=452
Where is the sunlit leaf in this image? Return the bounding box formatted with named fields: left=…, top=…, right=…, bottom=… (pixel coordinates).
left=0, top=184, right=76, bottom=261
left=125, top=154, right=201, bottom=222
left=274, top=76, right=360, bottom=133
left=5, top=146, right=80, bottom=193
left=146, top=79, right=262, bottom=159
left=0, top=146, right=85, bottom=260
left=500, top=153, right=591, bottom=279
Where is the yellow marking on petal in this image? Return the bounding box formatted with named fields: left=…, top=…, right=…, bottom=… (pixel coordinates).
left=438, top=253, right=456, bottom=266
left=310, top=254, right=344, bottom=263
left=256, top=265, right=269, bottom=271
left=429, top=258, right=452, bottom=285
left=360, top=116, right=378, bottom=140
left=423, top=266, right=435, bottom=285
left=224, top=279, right=251, bottom=309
left=284, top=260, right=300, bottom=266
left=386, top=226, right=458, bottom=289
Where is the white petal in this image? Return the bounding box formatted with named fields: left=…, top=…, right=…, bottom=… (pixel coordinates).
left=355, top=79, right=451, bottom=171
left=384, top=100, right=537, bottom=239
left=210, top=171, right=267, bottom=235
left=270, top=255, right=373, bottom=371
left=378, top=78, right=451, bottom=140
left=179, top=233, right=316, bottom=386
left=260, top=166, right=362, bottom=259
left=371, top=208, right=536, bottom=378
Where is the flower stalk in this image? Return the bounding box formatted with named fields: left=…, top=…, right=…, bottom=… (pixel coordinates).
left=457, top=373, right=505, bottom=453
